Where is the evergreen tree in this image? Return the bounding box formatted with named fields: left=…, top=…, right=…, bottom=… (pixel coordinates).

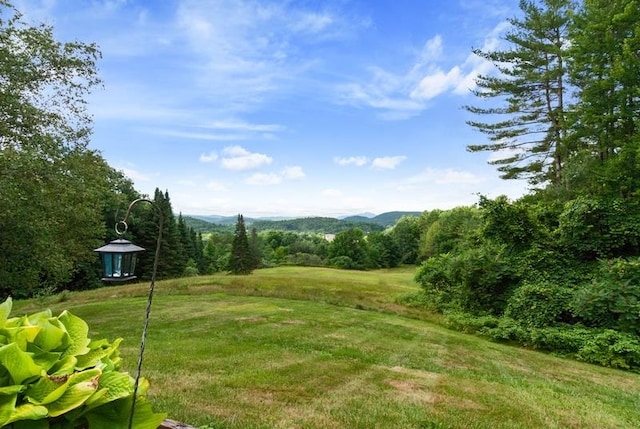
left=465, top=0, right=574, bottom=185
left=568, top=0, right=640, bottom=163
left=229, top=214, right=253, bottom=275
left=249, top=227, right=261, bottom=269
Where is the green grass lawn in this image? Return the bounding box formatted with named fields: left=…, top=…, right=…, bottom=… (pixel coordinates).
left=13, top=267, right=640, bottom=428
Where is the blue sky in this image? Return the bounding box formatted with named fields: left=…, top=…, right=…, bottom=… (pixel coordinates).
left=19, top=0, right=530, bottom=217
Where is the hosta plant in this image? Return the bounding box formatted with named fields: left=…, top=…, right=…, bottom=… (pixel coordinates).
left=0, top=297, right=166, bottom=428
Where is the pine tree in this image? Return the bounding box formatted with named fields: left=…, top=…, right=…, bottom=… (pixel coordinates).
left=249, top=227, right=261, bottom=269
left=229, top=214, right=253, bottom=275
left=569, top=0, right=640, bottom=162
left=465, top=0, right=574, bottom=185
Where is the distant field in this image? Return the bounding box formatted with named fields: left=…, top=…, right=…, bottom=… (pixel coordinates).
left=14, top=267, right=640, bottom=429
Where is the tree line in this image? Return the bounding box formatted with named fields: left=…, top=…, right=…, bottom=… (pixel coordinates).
left=410, top=0, right=640, bottom=371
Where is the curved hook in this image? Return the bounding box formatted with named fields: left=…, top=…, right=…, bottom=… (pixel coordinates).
left=114, top=198, right=156, bottom=236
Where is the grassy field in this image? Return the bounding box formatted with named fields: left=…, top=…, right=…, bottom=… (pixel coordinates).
left=13, top=266, right=640, bottom=429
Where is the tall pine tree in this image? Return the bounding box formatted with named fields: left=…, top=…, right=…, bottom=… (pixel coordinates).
left=229, top=214, right=253, bottom=275
left=569, top=0, right=640, bottom=162
left=465, top=0, right=574, bottom=185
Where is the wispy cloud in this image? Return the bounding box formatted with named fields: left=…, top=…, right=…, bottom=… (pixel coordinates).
left=199, top=152, right=218, bottom=163
left=372, top=156, right=406, bottom=170
left=245, top=166, right=305, bottom=185
left=282, top=166, right=306, bottom=179
left=322, top=188, right=343, bottom=197
left=206, top=181, right=227, bottom=191
left=338, top=20, right=511, bottom=118
left=334, top=156, right=369, bottom=166
left=221, top=146, right=273, bottom=170
left=405, top=168, right=484, bottom=186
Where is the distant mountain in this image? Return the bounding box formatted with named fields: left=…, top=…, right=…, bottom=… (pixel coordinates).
left=183, top=211, right=423, bottom=234
left=339, top=212, right=376, bottom=219
left=370, top=211, right=422, bottom=226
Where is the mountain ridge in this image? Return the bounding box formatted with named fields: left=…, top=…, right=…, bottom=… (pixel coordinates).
left=184, top=211, right=422, bottom=233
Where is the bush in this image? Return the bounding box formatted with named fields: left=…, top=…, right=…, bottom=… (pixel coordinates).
left=577, top=330, right=640, bottom=371
left=444, top=312, right=500, bottom=334
left=504, top=281, right=573, bottom=328
left=415, top=243, right=519, bottom=315
left=329, top=256, right=355, bottom=270
left=572, top=258, right=640, bottom=334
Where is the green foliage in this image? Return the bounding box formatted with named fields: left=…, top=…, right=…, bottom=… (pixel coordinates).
left=389, top=216, right=422, bottom=265
left=504, top=281, right=573, bottom=328
left=415, top=243, right=520, bottom=315
left=465, top=0, right=573, bottom=184
left=250, top=217, right=384, bottom=234
left=569, top=0, right=640, bottom=160
left=229, top=215, right=253, bottom=275
left=367, top=232, right=401, bottom=268
left=328, top=228, right=370, bottom=270
left=558, top=196, right=640, bottom=259
left=0, top=297, right=166, bottom=427
left=419, top=206, right=481, bottom=259
left=576, top=330, right=640, bottom=371
left=572, top=258, right=640, bottom=334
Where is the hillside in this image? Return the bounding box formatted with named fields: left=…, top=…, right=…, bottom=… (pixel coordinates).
left=16, top=267, right=640, bottom=429
left=184, top=210, right=421, bottom=233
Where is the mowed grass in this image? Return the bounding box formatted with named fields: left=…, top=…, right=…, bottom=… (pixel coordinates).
left=13, top=267, right=640, bottom=428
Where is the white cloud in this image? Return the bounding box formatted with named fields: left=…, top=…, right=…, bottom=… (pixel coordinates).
left=405, top=168, right=484, bottom=186
left=245, top=172, right=282, bottom=185
left=322, top=188, right=343, bottom=197
left=206, top=181, right=227, bottom=191
left=203, top=120, right=284, bottom=133
left=411, top=67, right=463, bottom=100
left=221, top=146, right=272, bottom=170
left=199, top=152, right=218, bottom=163
left=282, top=166, right=305, bottom=179
left=339, top=22, right=512, bottom=116
left=420, top=34, right=443, bottom=62
left=334, top=156, right=369, bottom=166
left=117, top=166, right=151, bottom=182
left=372, top=156, right=407, bottom=169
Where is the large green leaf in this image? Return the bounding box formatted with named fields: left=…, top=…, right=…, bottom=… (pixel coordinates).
left=26, top=310, right=53, bottom=325
left=34, top=319, right=67, bottom=352
left=5, top=403, right=48, bottom=425
left=0, top=298, right=12, bottom=329
left=0, top=325, right=42, bottom=350
left=48, top=355, right=78, bottom=376
left=0, top=390, right=18, bottom=426
left=0, top=343, right=43, bottom=384
left=28, top=344, right=63, bottom=373
left=85, top=395, right=166, bottom=429
left=75, top=337, right=122, bottom=370
left=25, top=375, right=69, bottom=405
left=45, top=369, right=101, bottom=417
left=84, top=371, right=132, bottom=410
left=57, top=311, right=90, bottom=357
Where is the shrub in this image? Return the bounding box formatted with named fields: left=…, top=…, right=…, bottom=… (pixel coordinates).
left=577, top=329, right=640, bottom=372
left=444, top=312, right=500, bottom=334
left=415, top=243, right=520, bottom=315
left=572, top=258, right=640, bottom=334
left=329, top=256, right=355, bottom=270
left=504, top=281, right=573, bottom=328
left=0, top=297, right=166, bottom=428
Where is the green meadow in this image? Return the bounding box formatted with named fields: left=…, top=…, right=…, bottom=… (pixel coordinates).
left=14, top=267, right=640, bottom=429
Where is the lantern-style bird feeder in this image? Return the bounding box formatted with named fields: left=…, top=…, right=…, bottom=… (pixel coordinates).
left=94, top=198, right=164, bottom=429
left=94, top=237, right=145, bottom=281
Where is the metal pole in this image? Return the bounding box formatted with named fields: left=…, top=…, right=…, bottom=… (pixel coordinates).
left=116, top=198, right=164, bottom=429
